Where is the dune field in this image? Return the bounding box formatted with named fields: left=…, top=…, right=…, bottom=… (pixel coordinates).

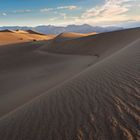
left=0, top=28, right=139, bottom=140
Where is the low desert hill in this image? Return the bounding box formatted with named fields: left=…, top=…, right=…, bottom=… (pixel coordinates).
left=0, top=28, right=139, bottom=140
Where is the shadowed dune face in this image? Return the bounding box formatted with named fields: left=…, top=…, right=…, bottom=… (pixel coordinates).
left=0, top=41, right=96, bottom=117
left=0, top=28, right=139, bottom=140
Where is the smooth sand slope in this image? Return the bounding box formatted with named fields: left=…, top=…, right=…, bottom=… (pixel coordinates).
left=0, top=28, right=139, bottom=140
left=0, top=30, right=55, bottom=45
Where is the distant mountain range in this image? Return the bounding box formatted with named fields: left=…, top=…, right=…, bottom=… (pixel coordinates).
left=0, top=24, right=124, bottom=34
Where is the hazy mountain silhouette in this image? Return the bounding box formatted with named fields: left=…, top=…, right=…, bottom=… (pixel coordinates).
left=0, top=24, right=123, bottom=34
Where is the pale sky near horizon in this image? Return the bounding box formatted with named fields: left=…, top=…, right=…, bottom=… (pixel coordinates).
left=0, top=0, right=140, bottom=27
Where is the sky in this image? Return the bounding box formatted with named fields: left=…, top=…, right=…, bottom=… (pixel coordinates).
left=0, top=0, right=140, bottom=27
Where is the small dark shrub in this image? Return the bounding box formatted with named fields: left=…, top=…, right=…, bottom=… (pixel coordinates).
left=94, top=54, right=100, bottom=58
left=33, top=39, right=37, bottom=42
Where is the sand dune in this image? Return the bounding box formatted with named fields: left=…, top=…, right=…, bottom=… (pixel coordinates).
left=0, top=28, right=139, bottom=140
left=0, top=30, right=55, bottom=46
left=42, top=27, right=140, bottom=57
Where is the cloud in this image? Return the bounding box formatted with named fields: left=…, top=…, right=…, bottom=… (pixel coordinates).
left=40, top=5, right=78, bottom=13
left=40, top=8, right=53, bottom=12
left=82, top=0, right=131, bottom=18
left=42, top=0, right=139, bottom=26
left=57, top=5, right=78, bottom=10
left=59, top=13, right=67, bottom=19
left=2, top=13, right=7, bottom=16
left=49, top=17, right=59, bottom=21
left=13, top=9, right=32, bottom=13
left=40, top=5, right=78, bottom=14
left=78, top=0, right=140, bottom=26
